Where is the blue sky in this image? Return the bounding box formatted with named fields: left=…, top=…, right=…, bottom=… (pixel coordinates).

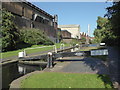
left=31, top=2, right=112, bottom=37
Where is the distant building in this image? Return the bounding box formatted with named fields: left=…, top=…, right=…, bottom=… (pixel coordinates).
left=2, top=1, right=58, bottom=42
left=80, top=32, right=88, bottom=39
left=61, top=30, right=71, bottom=39
left=58, top=25, right=80, bottom=39
left=61, top=30, right=72, bottom=43
left=80, top=32, right=94, bottom=44
left=57, top=28, right=62, bottom=43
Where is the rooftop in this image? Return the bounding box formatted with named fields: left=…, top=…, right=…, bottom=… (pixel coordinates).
left=58, top=24, right=80, bottom=28
left=24, top=1, right=53, bottom=18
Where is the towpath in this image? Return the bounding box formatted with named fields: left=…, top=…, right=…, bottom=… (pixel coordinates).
left=44, top=56, right=109, bottom=74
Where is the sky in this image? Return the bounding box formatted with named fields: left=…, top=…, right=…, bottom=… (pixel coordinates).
left=31, top=2, right=112, bottom=37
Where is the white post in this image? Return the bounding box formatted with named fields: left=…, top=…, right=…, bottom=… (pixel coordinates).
left=24, top=49, right=26, bottom=57
left=87, top=24, right=90, bottom=44
left=60, top=44, right=63, bottom=50
left=53, top=45, right=57, bottom=53
left=63, top=44, right=64, bottom=49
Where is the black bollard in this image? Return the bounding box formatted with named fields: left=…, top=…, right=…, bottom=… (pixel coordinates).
left=47, top=52, right=53, bottom=68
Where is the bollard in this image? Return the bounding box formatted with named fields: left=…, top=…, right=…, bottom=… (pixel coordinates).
left=60, top=44, right=62, bottom=50
left=53, top=45, right=57, bottom=53
left=60, top=44, right=64, bottom=52
left=23, top=49, right=26, bottom=56
left=63, top=44, right=64, bottom=49
left=47, top=52, right=53, bottom=68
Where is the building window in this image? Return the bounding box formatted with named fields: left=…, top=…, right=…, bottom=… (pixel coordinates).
left=22, top=7, right=24, bottom=16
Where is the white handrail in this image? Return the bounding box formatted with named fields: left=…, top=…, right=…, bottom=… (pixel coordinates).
left=25, top=45, right=53, bottom=50
left=22, top=45, right=55, bottom=57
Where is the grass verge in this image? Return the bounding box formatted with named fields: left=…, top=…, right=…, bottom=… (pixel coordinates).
left=21, top=72, right=113, bottom=88
left=2, top=43, right=70, bottom=59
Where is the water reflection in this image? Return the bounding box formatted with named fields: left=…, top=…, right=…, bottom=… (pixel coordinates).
left=2, top=62, right=47, bottom=89
left=18, top=63, right=46, bottom=75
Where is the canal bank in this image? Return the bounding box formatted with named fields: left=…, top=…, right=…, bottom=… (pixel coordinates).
left=9, top=56, right=113, bottom=88
left=2, top=45, right=80, bottom=89
left=10, top=71, right=44, bottom=88
left=3, top=44, right=115, bottom=89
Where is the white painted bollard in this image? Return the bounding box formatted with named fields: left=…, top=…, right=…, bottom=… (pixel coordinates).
left=47, top=52, right=53, bottom=68
left=53, top=45, right=57, bottom=53
left=18, top=52, right=24, bottom=58
left=60, top=44, right=64, bottom=50
left=23, top=49, right=26, bottom=56
left=63, top=44, right=64, bottom=49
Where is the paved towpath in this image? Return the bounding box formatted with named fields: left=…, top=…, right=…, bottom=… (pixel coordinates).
left=107, top=46, right=120, bottom=87
left=44, top=56, right=109, bottom=74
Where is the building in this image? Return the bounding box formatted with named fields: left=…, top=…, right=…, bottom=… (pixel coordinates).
left=80, top=32, right=88, bottom=39
left=58, top=25, right=80, bottom=39
left=80, top=32, right=94, bottom=44
left=57, top=28, right=62, bottom=43
left=61, top=30, right=71, bottom=39
left=2, top=1, right=58, bottom=42
left=60, top=30, right=72, bottom=43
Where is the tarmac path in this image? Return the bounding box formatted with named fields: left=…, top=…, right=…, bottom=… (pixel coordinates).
left=46, top=56, right=109, bottom=74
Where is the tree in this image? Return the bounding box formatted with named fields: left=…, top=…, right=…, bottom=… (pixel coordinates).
left=1, top=9, right=20, bottom=51
left=93, top=16, right=109, bottom=43
left=93, top=16, right=115, bottom=45
left=80, top=37, right=86, bottom=44
left=20, top=28, right=54, bottom=45
left=105, top=2, right=120, bottom=46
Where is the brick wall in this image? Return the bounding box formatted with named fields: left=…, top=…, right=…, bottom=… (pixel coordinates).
left=2, top=2, right=57, bottom=42
left=61, top=30, right=71, bottom=39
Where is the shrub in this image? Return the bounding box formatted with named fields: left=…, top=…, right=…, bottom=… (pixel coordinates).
left=70, top=39, right=79, bottom=46
left=20, top=28, right=54, bottom=45
left=1, top=9, right=20, bottom=52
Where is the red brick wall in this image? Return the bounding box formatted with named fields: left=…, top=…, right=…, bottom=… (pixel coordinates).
left=61, top=31, right=71, bottom=38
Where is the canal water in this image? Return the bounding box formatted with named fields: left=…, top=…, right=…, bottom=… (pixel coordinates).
left=2, top=61, right=47, bottom=89
left=88, top=44, right=99, bottom=47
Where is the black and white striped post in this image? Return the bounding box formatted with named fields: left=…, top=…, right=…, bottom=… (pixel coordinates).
left=47, top=52, right=53, bottom=68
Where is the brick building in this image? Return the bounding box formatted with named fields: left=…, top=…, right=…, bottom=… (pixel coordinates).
left=2, top=1, right=58, bottom=42
left=80, top=32, right=94, bottom=44
left=60, top=30, right=72, bottom=43
left=61, top=30, right=71, bottom=39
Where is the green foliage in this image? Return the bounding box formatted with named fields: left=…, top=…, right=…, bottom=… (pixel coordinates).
left=19, top=28, right=54, bottom=45
left=80, top=37, right=86, bottom=44
left=1, top=9, right=20, bottom=51
left=70, top=39, right=79, bottom=46
left=93, top=17, right=108, bottom=43
left=106, top=2, right=120, bottom=46
left=57, top=31, right=62, bottom=40
left=93, top=16, right=115, bottom=45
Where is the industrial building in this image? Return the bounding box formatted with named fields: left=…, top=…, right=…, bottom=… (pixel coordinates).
left=58, top=24, right=80, bottom=39
left=2, top=1, right=58, bottom=42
